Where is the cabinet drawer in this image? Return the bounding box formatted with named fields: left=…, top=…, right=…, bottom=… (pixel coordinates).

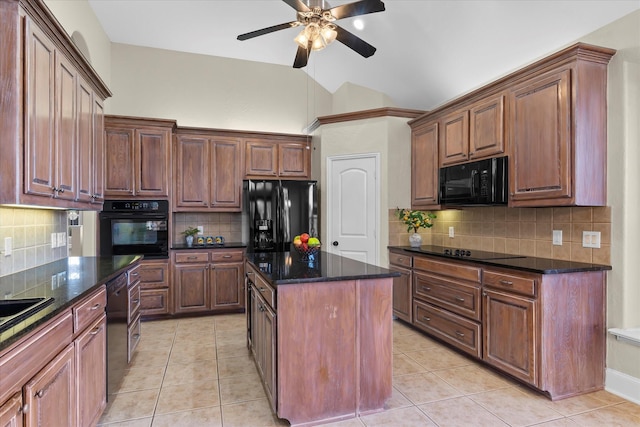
left=73, top=286, right=106, bottom=333
left=483, top=270, right=538, bottom=297
left=140, top=289, right=170, bottom=315
left=138, top=261, right=169, bottom=289
left=389, top=251, right=412, bottom=268
left=413, top=272, right=481, bottom=321
left=127, top=314, right=141, bottom=363
left=211, top=250, right=244, bottom=263
left=174, top=252, right=210, bottom=263
left=413, top=300, right=481, bottom=358
left=128, top=282, right=141, bottom=323
left=413, top=257, right=481, bottom=283
left=127, top=264, right=141, bottom=286
left=253, top=274, right=275, bottom=309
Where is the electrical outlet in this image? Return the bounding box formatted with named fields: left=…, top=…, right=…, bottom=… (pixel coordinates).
left=51, top=233, right=57, bottom=248
left=582, top=231, right=601, bottom=249
left=197, top=226, right=204, bottom=235
left=57, top=232, right=66, bottom=247
left=51, top=274, right=57, bottom=289
left=552, top=230, right=562, bottom=246
left=4, top=237, right=11, bottom=256
left=448, top=227, right=455, bottom=238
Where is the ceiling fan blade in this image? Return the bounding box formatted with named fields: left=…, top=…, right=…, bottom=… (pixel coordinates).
left=237, top=22, right=299, bottom=41
left=329, top=0, right=385, bottom=20
left=293, top=42, right=311, bottom=68
left=334, top=25, right=376, bottom=58
left=282, top=0, right=311, bottom=13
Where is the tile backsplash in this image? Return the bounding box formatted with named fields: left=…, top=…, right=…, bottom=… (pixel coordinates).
left=389, top=206, right=611, bottom=265
left=0, top=207, right=68, bottom=277
left=173, top=212, right=243, bottom=245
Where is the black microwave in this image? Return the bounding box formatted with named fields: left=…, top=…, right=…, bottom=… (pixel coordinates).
left=439, top=156, right=508, bottom=205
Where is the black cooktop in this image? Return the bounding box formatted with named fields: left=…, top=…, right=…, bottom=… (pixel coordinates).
left=404, top=245, right=526, bottom=261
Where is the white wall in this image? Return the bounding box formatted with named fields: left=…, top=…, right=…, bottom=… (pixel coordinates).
left=579, top=10, right=640, bottom=398
left=332, top=82, right=396, bottom=113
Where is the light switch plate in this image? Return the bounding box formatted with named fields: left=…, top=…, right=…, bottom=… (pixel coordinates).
left=552, top=230, right=562, bottom=246
left=51, top=233, right=57, bottom=248
left=197, top=226, right=204, bottom=235
left=448, top=227, right=455, bottom=238
left=582, top=231, right=601, bottom=248
left=57, top=232, right=66, bottom=247
left=4, top=237, right=12, bottom=256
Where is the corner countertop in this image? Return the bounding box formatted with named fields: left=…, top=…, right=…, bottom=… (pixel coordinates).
left=0, top=255, right=142, bottom=351
left=389, top=245, right=612, bottom=274
left=245, top=251, right=400, bottom=286
left=171, top=242, right=246, bottom=250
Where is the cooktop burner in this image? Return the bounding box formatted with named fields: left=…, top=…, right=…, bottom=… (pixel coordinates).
left=405, top=245, right=526, bottom=261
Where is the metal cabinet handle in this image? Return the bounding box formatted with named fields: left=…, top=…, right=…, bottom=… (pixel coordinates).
left=454, top=297, right=465, bottom=302
left=35, top=390, right=44, bottom=398
left=223, top=255, right=232, bottom=258
left=131, top=272, right=139, bottom=277
left=422, top=316, right=431, bottom=321
left=421, top=287, right=431, bottom=292
left=133, top=334, right=140, bottom=340
left=187, top=256, right=198, bottom=260
left=91, top=303, right=101, bottom=310
left=499, top=280, right=514, bottom=286
left=20, top=403, right=29, bottom=414
left=455, top=331, right=465, bottom=338
left=258, top=287, right=267, bottom=292
left=90, top=326, right=102, bottom=335
left=132, top=299, right=140, bottom=304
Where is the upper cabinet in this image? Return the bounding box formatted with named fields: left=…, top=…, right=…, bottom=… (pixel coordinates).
left=0, top=0, right=111, bottom=209
left=245, top=138, right=311, bottom=179
left=409, top=43, right=614, bottom=208
left=174, top=130, right=242, bottom=212
left=104, top=116, right=176, bottom=199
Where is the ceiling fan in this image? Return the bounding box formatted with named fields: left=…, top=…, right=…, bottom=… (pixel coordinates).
left=237, top=0, right=385, bottom=68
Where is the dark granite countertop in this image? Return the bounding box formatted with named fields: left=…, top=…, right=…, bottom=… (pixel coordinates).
left=0, top=255, right=142, bottom=351
left=245, top=251, right=400, bottom=285
left=389, top=245, right=612, bottom=274
left=171, top=242, right=246, bottom=250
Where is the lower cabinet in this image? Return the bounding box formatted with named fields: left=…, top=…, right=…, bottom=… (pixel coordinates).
left=388, top=250, right=412, bottom=322
left=173, top=249, right=245, bottom=315
left=0, top=286, right=108, bottom=427
left=138, top=260, right=171, bottom=317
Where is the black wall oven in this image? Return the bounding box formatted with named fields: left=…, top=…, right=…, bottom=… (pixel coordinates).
left=99, top=200, right=169, bottom=259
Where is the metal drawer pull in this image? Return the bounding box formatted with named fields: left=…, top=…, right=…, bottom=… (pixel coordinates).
left=20, top=404, right=28, bottom=414
left=454, top=297, right=465, bottom=302
left=258, top=287, right=267, bottom=292
left=422, top=316, right=431, bottom=321
left=90, top=326, right=102, bottom=335
left=91, top=303, right=101, bottom=310
left=187, top=256, right=198, bottom=260
left=36, top=390, right=44, bottom=398
left=131, top=272, right=139, bottom=277
left=499, top=280, right=514, bottom=286
left=133, top=334, right=140, bottom=340
left=397, top=257, right=404, bottom=262
left=421, top=287, right=431, bottom=292
left=132, top=299, right=140, bottom=304
left=455, top=331, right=465, bottom=338
left=223, top=255, right=232, bottom=258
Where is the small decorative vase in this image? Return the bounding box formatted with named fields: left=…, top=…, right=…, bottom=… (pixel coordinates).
left=185, top=235, right=194, bottom=248
left=409, top=232, right=422, bottom=248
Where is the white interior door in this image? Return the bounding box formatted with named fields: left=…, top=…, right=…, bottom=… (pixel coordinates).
left=327, top=154, right=379, bottom=264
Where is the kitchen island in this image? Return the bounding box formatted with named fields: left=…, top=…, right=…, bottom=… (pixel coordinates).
left=245, top=251, right=399, bottom=426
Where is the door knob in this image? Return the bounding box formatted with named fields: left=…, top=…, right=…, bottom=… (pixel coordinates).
left=332, top=241, right=339, bottom=246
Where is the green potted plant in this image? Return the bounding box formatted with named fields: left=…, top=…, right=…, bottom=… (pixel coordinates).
left=182, top=226, right=199, bottom=247
left=396, top=208, right=436, bottom=247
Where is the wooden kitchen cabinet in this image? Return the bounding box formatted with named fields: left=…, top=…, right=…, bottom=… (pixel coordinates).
left=173, top=249, right=245, bottom=314
left=439, top=109, right=469, bottom=166
left=104, top=116, right=175, bottom=199
left=1, top=2, right=111, bottom=209
left=138, top=260, right=171, bottom=317
left=24, top=344, right=76, bottom=427
left=174, top=131, right=242, bottom=211
left=388, top=250, right=413, bottom=322
left=0, top=393, right=23, bottom=427
left=245, top=139, right=311, bottom=179
left=410, top=121, right=440, bottom=209
left=75, top=314, right=107, bottom=427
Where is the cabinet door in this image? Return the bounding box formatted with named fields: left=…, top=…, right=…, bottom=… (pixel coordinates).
left=278, top=142, right=310, bottom=178
left=262, top=302, right=277, bottom=413
left=440, top=109, right=469, bottom=166
left=174, top=264, right=210, bottom=313
left=24, top=344, right=76, bottom=427
left=210, top=262, right=244, bottom=310
left=469, top=94, right=505, bottom=160
left=104, top=127, right=135, bottom=197
left=136, top=129, right=171, bottom=197
left=411, top=122, right=440, bottom=208
left=92, top=99, right=105, bottom=204
left=76, top=76, right=93, bottom=203
left=75, top=315, right=106, bottom=427
left=509, top=69, right=571, bottom=204
left=175, top=136, right=210, bottom=208
left=483, top=288, right=537, bottom=385
left=0, top=393, right=23, bottom=427
left=210, top=138, right=242, bottom=210
left=24, top=20, right=56, bottom=198
left=245, top=140, right=278, bottom=177
left=390, top=265, right=412, bottom=323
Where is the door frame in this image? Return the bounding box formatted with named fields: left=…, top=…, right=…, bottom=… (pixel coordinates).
left=326, top=152, right=381, bottom=265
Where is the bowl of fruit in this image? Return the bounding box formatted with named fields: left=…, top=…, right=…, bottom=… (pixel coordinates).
left=292, top=233, right=321, bottom=261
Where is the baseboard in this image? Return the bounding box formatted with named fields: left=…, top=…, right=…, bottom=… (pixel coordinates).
left=605, top=368, right=640, bottom=404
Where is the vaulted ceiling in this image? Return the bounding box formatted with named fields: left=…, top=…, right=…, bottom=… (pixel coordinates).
left=87, top=0, right=639, bottom=110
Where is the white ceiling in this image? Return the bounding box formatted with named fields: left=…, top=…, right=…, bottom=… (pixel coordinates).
left=87, top=0, right=640, bottom=111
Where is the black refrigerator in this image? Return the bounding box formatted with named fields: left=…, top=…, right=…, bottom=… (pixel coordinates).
left=243, top=180, right=318, bottom=253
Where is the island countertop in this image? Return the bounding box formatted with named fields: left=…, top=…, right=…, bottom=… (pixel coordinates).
left=245, top=250, right=400, bottom=285
left=0, top=255, right=142, bottom=350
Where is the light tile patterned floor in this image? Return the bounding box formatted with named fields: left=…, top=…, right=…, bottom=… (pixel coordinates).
left=98, top=314, right=640, bottom=426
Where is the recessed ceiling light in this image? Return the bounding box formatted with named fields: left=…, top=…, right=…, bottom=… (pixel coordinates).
left=353, top=19, right=364, bottom=30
